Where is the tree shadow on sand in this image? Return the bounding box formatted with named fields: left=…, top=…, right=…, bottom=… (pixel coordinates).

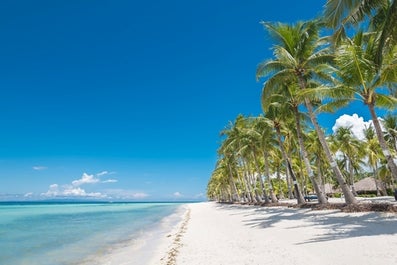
left=215, top=203, right=397, bottom=245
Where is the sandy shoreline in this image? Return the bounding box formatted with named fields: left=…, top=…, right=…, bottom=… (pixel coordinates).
left=155, top=201, right=397, bottom=265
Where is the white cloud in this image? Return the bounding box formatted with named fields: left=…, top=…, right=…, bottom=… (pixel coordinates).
left=40, top=171, right=120, bottom=199
left=33, top=166, right=47, bottom=171
left=194, top=193, right=205, bottom=199
left=102, top=179, right=118, bottom=183
left=72, top=173, right=100, bottom=186
left=41, top=184, right=60, bottom=197
left=332, top=113, right=372, bottom=140
left=24, top=192, right=33, bottom=197
left=101, top=189, right=150, bottom=200
left=173, top=192, right=183, bottom=197
left=96, top=171, right=116, bottom=176
left=132, top=192, right=149, bottom=199
left=63, top=186, right=104, bottom=197
left=41, top=183, right=106, bottom=198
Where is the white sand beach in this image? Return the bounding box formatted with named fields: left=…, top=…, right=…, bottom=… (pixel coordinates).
left=157, top=201, right=397, bottom=265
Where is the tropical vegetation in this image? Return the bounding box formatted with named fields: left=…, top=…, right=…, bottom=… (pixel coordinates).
left=207, top=0, right=397, bottom=205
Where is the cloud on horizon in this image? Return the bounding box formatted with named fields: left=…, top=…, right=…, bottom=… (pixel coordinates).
left=72, top=173, right=100, bottom=186
left=41, top=171, right=118, bottom=199
left=102, top=179, right=118, bottom=183
left=41, top=183, right=105, bottom=198
left=173, top=191, right=183, bottom=197
left=33, top=166, right=48, bottom=171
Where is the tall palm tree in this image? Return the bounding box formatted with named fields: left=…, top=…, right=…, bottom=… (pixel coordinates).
left=219, top=117, right=252, bottom=202
left=256, top=20, right=358, bottom=204
left=264, top=103, right=306, bottom=204
left=331, top=126, right=365, bottom=195
left=363, top=126, right=385, bottom=195
left=334, top=32, right=397, bottom=182
left=262, top=81, right=328, bottom=204
left=207, top=162, right=231, bottom=202
left=253, top=116, right=279, bottom=202
left=306, top=130, right=329, bottom=193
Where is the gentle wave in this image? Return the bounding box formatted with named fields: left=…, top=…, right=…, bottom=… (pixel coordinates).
left=0, top=202, right=183, bottom=265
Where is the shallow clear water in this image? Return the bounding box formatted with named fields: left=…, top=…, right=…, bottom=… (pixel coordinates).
left=0, top=202, right=182, bottom=265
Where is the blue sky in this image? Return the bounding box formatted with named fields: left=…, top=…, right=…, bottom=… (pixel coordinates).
left=0, top=1, right=382, bottom=201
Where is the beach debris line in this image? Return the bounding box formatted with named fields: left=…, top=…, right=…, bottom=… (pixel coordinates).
left=161, top=207, right=191, bottom=265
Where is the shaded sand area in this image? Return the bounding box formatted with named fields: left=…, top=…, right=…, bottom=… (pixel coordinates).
left=160, top=202, right=397, bottom=265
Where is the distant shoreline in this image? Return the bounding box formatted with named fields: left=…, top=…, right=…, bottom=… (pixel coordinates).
left=0, top=200, right=204, bottom=204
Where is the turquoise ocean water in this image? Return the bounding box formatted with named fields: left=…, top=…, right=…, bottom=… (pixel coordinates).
left=0, top=202, right=183, bottom=265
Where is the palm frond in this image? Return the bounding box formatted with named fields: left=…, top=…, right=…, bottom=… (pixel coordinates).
left=307, top=53, right=335, bottom=67
left=316, top=99, right=352, bottom=113
left=261, top=69, right=296, bottom=93
left=336, top=41, right=375, bottom=87
left=374, top=0, right=397, bottom=66
left=297, top=84, right=355, bottom=102
left=256, top=57, right=295, bottom=80
left=343, top=0, right=386, bottom=25
left=256, top=60, right=284, bottom=80
left=296, top=21, right=318, bottom=59
left=375, top=94, right=397, bottom=110
left=323, top=0, right=386, bottom=28
left=261, top=22, right=296, bottom=54
left=273, top=46, right=298, bottom=67
left=323, top=0, right=363, bottom=28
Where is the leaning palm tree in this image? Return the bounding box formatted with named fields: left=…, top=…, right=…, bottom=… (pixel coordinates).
left=219, top=117, right=252, bottom=202
left=256, top=20, right=357, bottom=204
left=262, top=82, right=328, bottom=204
left=306, top=130, right=329, bottom=193
left=253, top=116, right=279, bottom=203
left=334, top=31, right=397, bottom=182
left=263, top=103, right=306, bottom=204
left=363, top=126, right=385, bottom=196
left=330, top=126, right=365, bottom=195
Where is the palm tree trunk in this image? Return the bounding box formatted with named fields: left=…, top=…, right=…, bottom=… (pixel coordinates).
left=275, top=166, right=284, bottom=199
left=286, top=166, right=293, bottom=199
left=304, top=98, right=357, bottom=204
left=227, top=163, right=240, bottom=202
left=263, top=150, right=278, bottom=202
left=348, top=158, right=358, bottom=196
left=373, top=167, right=381, bottom=196
left=252, top=150, right=270, bottom=204
left=293, top=106, right=328, bottom=204
left=317, top=159, right=325, bottom=194
left=368, top=103, right=397, bottom=182
left=236, top=169, right=248, bottom=203
left=241, top=160, right=257, bottom=203
left=275, top=125, right=306, bottom=204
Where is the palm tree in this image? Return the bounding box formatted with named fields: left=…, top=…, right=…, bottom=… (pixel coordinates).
left=253, top=116, right=279, bottom=202
left=330, top=126, right=365, bottom=195
left=323, top=0, right=397, bottom=67
left=334, top=31, right=397, bottom=182
left=363, top=126, right=385, bottom=195
left=219, top=118, right=251, bottom=202
left=256, top=20, right=358, bottom=204
left=207, top=162, right=231, bottom=202
left=306, top=130, right=329, bottom=193
left=383, top=113, right=397, bottom=152
left=262, top=81, right=328, bottom=204
left=263, top=103, right=306, bottom=204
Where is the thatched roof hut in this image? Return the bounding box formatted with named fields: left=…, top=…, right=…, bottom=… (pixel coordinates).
left=354, top=177, right=386, bottom=195
left=323, top=183, right=341, bottom=195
